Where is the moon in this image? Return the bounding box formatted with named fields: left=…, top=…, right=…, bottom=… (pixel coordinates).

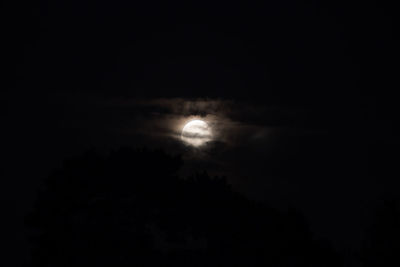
left=181, top=119, right=212, bottom=147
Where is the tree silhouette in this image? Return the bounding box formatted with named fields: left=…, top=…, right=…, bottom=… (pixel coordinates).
left=25, top=147, right=340, bottom=267
left=360, top=199, right=400, bottom=267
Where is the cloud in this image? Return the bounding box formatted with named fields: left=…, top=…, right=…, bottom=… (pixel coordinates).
left=93, top=97, right=309, bottom=148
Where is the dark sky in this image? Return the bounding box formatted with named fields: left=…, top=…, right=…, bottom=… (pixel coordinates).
left=2, top=0, right=399, bottom=265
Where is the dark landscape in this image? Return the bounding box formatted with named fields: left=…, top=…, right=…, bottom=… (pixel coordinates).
left=3, top=0, right=399, bottom=266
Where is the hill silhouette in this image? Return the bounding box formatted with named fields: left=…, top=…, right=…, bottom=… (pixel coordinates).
left=25, top=147, right=340, bottom=267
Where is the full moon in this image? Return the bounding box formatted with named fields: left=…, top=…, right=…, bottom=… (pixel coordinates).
left=181, top=119, right=212, bottom=147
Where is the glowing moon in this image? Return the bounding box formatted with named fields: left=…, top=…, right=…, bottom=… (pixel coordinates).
left=181, top=120, right=212, bottom=147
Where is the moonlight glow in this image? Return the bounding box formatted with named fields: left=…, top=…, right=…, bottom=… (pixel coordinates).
left=181, top=119, right=212, bottom=147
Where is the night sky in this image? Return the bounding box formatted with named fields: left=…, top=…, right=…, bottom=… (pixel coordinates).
left=3, top=0, right=399, bottom=266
